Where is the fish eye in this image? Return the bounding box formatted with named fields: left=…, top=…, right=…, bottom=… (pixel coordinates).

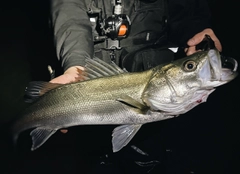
left=183, top=60, right=197, bottom=72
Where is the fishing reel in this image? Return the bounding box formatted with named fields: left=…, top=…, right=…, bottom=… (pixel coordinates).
left=101, top=14, right=130, bottom=50
left=102, top=14, right=130, bottom=41
left=90, top=0, right=131, bottom=50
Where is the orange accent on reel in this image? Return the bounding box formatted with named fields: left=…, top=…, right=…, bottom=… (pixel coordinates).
left=118, top=25, right=127, bottom=36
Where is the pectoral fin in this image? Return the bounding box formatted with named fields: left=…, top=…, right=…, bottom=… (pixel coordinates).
left=30, top=127, right=57, bottom=151
left=117, top=95, right=148, bottom=111
left=112, top=124, right=142, bottom=152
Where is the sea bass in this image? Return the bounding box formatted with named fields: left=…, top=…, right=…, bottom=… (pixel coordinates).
left=12, top=49, right=238, bottom=152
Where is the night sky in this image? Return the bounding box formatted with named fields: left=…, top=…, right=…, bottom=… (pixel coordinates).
left=0, top=1, right=239, bottom=174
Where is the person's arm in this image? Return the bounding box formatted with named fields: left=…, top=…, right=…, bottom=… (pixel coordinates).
left=50, top=0, right=93, bottom=84
left=50, top=1, right=94, bottom=133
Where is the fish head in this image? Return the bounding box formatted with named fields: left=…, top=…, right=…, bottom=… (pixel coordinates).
left=142, top=49, right=238, bottom=114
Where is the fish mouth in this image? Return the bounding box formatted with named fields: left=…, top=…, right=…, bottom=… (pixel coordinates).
left=201, top=49, right=238, bottom=87
left=220, top=55, right=238, bottom=81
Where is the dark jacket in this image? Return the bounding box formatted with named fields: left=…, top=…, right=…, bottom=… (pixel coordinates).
left=50, top=0, right=211, bottom=71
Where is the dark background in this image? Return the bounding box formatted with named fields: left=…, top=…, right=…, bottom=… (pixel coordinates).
left=0, top=0, right=239, bottom=174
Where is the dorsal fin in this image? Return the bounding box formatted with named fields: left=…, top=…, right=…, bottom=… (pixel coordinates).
left=84, top=57, right=127, bottom=79
left=24, top=81, right=62, bottom=103
left=25, top=58, right=125, bottom=102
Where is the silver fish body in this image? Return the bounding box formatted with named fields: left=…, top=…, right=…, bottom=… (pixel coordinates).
left=12, top=49, right=238, bottom=152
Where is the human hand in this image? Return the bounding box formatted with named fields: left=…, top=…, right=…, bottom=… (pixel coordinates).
left=50, top=66, right=85, bottom=133
left=185, top=28, right=222, bottom=56
left=50, top=66, right=85, bottom=84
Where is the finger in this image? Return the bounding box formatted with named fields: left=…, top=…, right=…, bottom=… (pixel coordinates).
left=187, top=29, right=214, bottom=46
left=60, top=129, right=68, bottom=133
left=187, top=28, right=222, bottom=52
left=203, top=29, right=222, bottom=51
left=213, top=38, right=222, bottom=52
left=50, top=75, right=68, bottom=84
left=186, top=46, right=196, bottom=56
left=187, top=31, right=206, bottom=47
